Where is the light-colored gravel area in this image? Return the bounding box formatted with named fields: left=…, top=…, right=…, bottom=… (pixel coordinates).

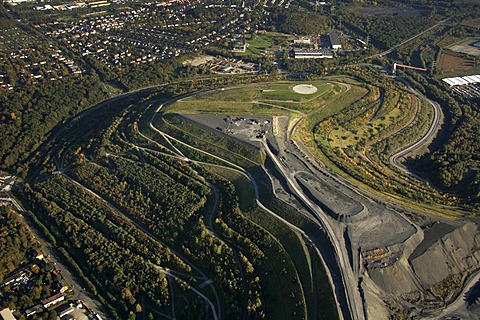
left=292, top=84, right=318, bottom=94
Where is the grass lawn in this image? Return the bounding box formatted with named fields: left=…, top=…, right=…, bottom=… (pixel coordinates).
left=246, top=35, right=274, bottom=56
left=169, top=81, right=340, bottom=116
left=203, top=165, right=308, bottom=319
left=201, top=164, right=326, bottom=319
left=246, top=207, right=309, bottom=319
left=204, top=166, right=256, bottom=210
left=243, top=33, right=293, bottom=56
left=435, top=66, right=480, bottom=79
left=259, top=82, right=333, bottom=101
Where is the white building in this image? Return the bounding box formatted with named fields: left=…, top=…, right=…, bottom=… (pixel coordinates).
left=293, top=48, right=333, bottom=59
left=0, top=308, right=16, bottom=320
left=42, top=294, right=65, bottom=309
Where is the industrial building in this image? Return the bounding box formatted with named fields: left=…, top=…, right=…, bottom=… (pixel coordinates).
left=293, top=48, right=333, bottom=59
left=442, top=74, right=480, bottom=86
left=328, top=32, right=342, bottom=50
left=320, top=33, right=342, bottom=50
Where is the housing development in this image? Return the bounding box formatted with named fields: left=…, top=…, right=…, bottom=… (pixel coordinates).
left=1, top=0, right=480, bottom=320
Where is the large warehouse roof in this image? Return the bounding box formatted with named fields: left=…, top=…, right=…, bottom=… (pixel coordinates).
left=442, top=75, right=480, bottom=86
left=329, top=32, right=341, bottom=46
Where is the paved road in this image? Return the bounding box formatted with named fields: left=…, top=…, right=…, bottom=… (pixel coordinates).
left=388, top=77, right=443, bottom=181
left=0, top=196, right=109, bottom=319
left=138, top=131, right=336, bottom=320
left=426, top=270, right=480, bottom=320
left=146, top=88, right=363, bottom=320
left=366, top=18, right=450, bottom=60
left=261, top=141, right=364, bottom=320
left=14, top=74, right=446, bottom=320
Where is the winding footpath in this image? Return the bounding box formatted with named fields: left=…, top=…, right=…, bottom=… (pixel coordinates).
left=63, top=171, right=221, bottom=320
left=11, top=75, right=447, bottom=320
left=147, top=92, right=360, bottom=320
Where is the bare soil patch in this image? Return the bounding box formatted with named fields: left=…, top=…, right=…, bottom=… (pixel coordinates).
left=438, top=52, right=474, bottom=71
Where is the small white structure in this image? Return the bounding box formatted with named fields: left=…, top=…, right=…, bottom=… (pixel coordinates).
left=292, top=84, right=318, bottom=94
left=294, top=37, right=311, bottom=45
left=0, top=308, right=16, bottom=320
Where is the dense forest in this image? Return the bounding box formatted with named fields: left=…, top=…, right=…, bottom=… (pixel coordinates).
left=272, top=7, right=331, bottom=35
left=0, top=75, right=107, bottom=173
left=0, top=206, right=37, bottom=282
left=401, top=71, right=480, bottom=204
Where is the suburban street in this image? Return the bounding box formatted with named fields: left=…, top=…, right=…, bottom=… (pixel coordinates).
left=0, top=196, right=109, bottom=319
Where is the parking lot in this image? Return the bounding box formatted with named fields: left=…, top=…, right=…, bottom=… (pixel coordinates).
left=180, top=114, right=273, bottom=146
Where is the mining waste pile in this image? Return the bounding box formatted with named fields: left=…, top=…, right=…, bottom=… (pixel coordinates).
left=363, top=220, right=480, bottom=318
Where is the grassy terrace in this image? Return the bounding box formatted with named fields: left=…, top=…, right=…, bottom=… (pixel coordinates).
left=167, top=81, right=337, bottom=115
left=297, top=74, right=462, bottom=217
left=203, top=166, right=338, bottom=320
left=138, top=81, right=348, bottom=319
left=20, top=73, right=455, bottom=319
left=22, top=80, right=342, bottom=318
left=162, top=76, right=461, bottom=216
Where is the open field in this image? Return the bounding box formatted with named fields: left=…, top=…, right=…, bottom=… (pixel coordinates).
left=175, top=82, right=333, bottom=103
left=438, top=51, right=473, bottom=71
left=447, top=38, right=480, bottom=57
left=246, top=35, right=274, bottom=56
left=244, top=33, right=292, bottom=56
left=168, top=82, right=348, bottom=116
